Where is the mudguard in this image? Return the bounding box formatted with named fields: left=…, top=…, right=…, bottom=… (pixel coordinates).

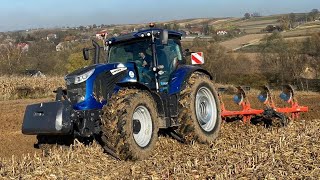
left=168, top=65, right=212, bottom=95
left=117, top=82, right=165, bottom=116
left=22, top=100, right=73, bottom=135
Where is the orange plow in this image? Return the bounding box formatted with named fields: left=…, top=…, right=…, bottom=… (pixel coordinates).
left=218, top=84, right=309, bottom=126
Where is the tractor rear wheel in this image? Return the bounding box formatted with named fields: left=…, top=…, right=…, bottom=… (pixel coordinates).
left=177, top=72, right=221, bottom=143
left=100, top=89, right=159, bottom=160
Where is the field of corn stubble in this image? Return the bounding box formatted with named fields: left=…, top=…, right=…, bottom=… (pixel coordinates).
left=0, top=76, right=64, bottom=101
left=0, top=77, right=319, bottom=179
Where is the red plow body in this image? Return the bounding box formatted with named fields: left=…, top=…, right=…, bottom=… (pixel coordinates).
left=218, top=85, right=309, bottom=125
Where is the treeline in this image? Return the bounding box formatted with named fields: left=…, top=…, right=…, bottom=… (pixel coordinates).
left=0, top=40, right=91, bottom=75
left=258, top=32, right=320, bottom=85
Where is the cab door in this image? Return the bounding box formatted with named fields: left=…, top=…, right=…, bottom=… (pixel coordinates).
left=156, top=39, right=183, bottom=92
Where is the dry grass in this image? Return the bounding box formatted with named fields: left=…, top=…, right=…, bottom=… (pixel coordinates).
left=1, top=118, right=319, bottom=179
left=281, top=27, right=320, bottom=38
left=219, top=34, right=267, bottom=50
left=236, top=19, right=278, bottom=28
left=0, top=76, right=64, bottom=100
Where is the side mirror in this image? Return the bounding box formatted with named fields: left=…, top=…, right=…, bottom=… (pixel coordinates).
left=160, top=30, right=168, bottom=45
left=83, top=48, right=89, bottom=60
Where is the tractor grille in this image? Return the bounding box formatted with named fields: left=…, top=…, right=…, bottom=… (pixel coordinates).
left=67, top=82, right=86, bottom=104
left=93, top=70, right=127, bottom=102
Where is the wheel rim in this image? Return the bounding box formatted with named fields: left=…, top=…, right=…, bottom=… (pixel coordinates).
left=195, top=86, right=217, bottom=132
left=132, top=105, right=153, bottom=148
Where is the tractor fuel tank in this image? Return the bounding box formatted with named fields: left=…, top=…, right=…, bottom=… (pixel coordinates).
left=22, top=101, right=73, bottom=135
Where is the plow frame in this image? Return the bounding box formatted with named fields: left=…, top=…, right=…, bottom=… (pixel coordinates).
left=218, top=84, right=309, bottom=124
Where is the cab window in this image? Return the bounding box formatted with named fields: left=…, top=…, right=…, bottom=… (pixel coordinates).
left=156, top=39, right=182, bottom=73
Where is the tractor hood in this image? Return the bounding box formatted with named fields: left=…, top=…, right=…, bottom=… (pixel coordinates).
left=65, top=63, right=136, bottom=85
left=66, top=64, right=99, bottom=77
left=65, top=62, right=138, bottom=111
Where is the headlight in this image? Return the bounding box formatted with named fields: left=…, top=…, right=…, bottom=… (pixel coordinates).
left=76, top=95, right=85, bottom=103
left=74, top=69, right=95, bottom=84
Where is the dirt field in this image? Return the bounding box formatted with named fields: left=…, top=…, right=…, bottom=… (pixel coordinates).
left=0, top=91, right=319, bottom=179
left=0, top=98, right=52, bottom=158
left=219, top=34, right=268, bottom=51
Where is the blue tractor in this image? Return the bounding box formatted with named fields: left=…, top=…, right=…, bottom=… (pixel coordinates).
left=22, top=26, right=221, bottom=160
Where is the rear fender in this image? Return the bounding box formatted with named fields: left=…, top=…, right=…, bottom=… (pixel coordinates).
left=168, top=65, right=212, bottom=95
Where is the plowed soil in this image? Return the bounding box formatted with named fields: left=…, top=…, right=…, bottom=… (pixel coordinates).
left=0, top=98, right=51, bottom=158
left=0, top=92, right=319, bottom=179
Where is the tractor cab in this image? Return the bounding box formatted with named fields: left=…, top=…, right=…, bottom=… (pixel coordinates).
left=104, top=28, right=184, bottom=92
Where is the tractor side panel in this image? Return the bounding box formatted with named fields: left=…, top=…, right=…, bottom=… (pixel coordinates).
left=73, top=63, right=138, bottom=111
left=168, top=65, right=212, bottom=95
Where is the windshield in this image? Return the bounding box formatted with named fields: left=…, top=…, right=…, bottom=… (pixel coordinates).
left=108, top=39, right=152, bottom=63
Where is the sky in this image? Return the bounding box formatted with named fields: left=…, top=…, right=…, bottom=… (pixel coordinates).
left=0, top=0, right=319, bottom=32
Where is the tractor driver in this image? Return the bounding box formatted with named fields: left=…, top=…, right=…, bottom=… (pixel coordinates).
left=137, top=49, right=154, bottom=84
left=138, top=50, right=152, bottom=69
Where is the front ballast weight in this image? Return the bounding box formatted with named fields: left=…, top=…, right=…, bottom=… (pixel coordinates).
left=23, top=86, right=103, bottom=138
left=218, top=84, right=309, bottom=126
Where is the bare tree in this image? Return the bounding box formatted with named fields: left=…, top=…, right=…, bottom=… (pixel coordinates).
left=244, top=13, right=251, bottom=19
left=289, top=13, right=296, bottom=28
left=259, top=33, right=306, bottom=84
left=308, top=9, right=319, bottom=21
left=0, top=43, right=24, bottom=75
left=278, top=16, right=290, bottom=30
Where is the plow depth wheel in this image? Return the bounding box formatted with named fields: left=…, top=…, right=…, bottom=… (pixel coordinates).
left=177, top=72, right=221, bottom=143
left=101, top=89, right=159, bottom=160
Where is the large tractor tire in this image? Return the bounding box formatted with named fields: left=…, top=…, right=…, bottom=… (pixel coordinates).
left=100, top=89, right=159, bottom=160
left=177, top=72, right=221, bottom=143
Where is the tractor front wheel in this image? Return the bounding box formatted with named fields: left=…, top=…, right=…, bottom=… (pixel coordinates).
left=177, top=72, right=221, bottom=143
left=100, top=89, right=159, bottom=160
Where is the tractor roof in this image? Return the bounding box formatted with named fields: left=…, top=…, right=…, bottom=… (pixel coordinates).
left=106, top=28, right=182, bottom=45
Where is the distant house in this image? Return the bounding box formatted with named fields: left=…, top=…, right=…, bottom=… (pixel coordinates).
left=46, top=33, right=57, bottom=41
left=17, top=43, right=29, bottom=52
left=216, top=30, right=228, bottom=35
left=189, top=27, right=203, bottom=36
left=96, top=30, right=108, bottom=40
left=56, top=42, right=64, bottom=51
